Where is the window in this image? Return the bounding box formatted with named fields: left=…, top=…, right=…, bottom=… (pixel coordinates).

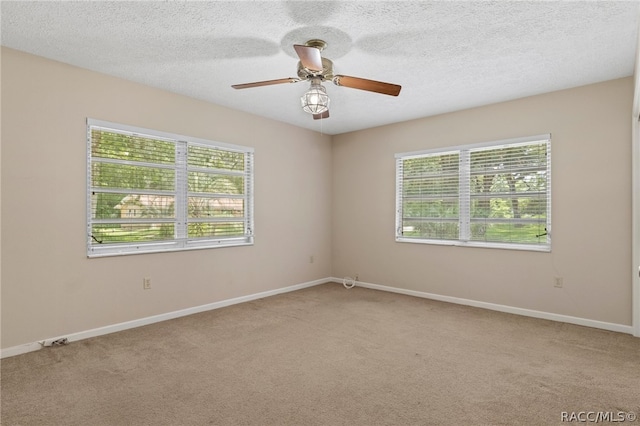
left=396, top=134, right=550, bottom=251
left=87, top=119, right=254, bottom=257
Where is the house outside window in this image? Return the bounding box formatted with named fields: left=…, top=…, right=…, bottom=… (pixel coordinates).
left=395, top=134, right=551, bottom=251
left=87, top=119, right=254, bottom=257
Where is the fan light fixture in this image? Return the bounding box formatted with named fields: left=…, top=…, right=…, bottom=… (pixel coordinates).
left=232, top=39, right=402, bottom=120
left=300, top=78, right=329, bottom=114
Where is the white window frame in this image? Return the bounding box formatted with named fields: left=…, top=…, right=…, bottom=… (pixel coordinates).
left=87, top=119, right=254, bottom=257
left=395, top=134, right=551, bottom=252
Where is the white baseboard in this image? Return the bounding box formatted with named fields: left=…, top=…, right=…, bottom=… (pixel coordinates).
left=4, top=276, right=633, bottom=359
left=0, top=277, right=331, bottom=359
left=338, top=278, right=634, bottom=335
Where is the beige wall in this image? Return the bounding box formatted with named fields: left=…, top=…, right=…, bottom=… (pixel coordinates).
left=0, top=48, right=332, bottom=349
left=332, top=77, right=633, bottom=326
left=1, top=46, right=634, bottom=350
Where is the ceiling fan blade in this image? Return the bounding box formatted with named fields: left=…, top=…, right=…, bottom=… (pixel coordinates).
left=333, top=75, right=401, bottom=96
left=313, top=110, right=330, bottom=120
left=293, top=44, right=323, bottom=72
left=232, top=77, right=300, bottom=89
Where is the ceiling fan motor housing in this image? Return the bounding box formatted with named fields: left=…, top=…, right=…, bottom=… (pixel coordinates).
left=297, top=57, right=334, bottom=81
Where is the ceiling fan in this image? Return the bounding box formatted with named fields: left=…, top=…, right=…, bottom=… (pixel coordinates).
left=231, top=39, right=401, bottom=120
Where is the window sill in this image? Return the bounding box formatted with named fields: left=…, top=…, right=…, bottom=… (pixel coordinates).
left=395, top=237, right=550, bottom=253
left=88, top=238, right=254, bottom=258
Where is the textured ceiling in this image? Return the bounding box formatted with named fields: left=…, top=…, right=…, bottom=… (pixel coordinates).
left=1, top=1, right=639, bottom=135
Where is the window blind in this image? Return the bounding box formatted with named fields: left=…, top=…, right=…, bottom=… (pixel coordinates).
left=398, top=150, right=460, bottom=240
left=87, top=119, right=254, bottom=257
left=396, top=135, right=551, bottom=251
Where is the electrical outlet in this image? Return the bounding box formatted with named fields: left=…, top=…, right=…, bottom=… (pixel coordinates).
left=143, top=277, right=152, bottom=290
left=309, top=255, right=314, bottom=264
left=554, top=277, right=563, bottom=288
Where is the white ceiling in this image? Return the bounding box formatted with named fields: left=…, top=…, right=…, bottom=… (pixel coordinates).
left=1, top=1, right=639, bottom=135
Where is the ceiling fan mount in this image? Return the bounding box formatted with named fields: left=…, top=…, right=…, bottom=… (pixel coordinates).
left=232, top=38, right=401, bottom=120
left=303, top=38, right=328, bottom=52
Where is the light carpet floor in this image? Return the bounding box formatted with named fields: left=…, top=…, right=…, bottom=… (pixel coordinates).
left=2, top=282, right=639, bottom=425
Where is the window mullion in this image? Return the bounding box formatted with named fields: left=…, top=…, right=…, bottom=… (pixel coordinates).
left=175, top=141, right=188, bottom=243
left=459, top=149, right=471, bottom=241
